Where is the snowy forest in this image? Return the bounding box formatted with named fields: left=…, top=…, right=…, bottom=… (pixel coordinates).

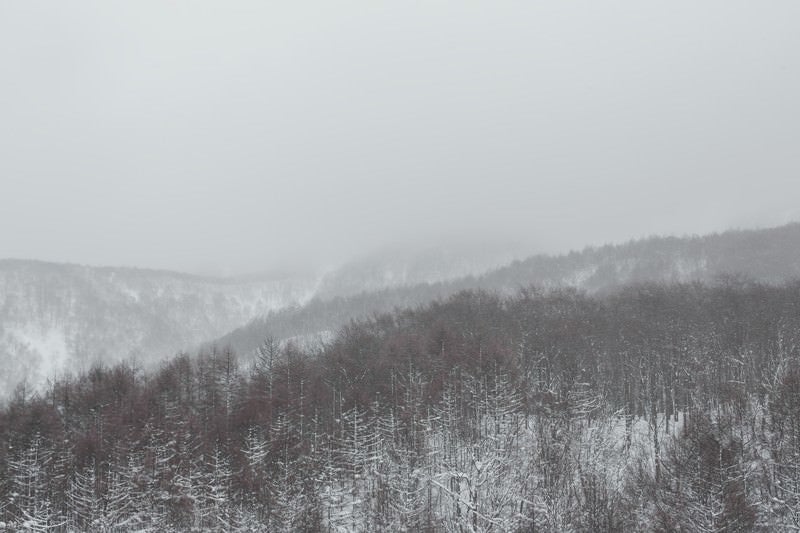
left=4, top=0, right=800, bottom=530
left=2, top=279, right=800, bottom=531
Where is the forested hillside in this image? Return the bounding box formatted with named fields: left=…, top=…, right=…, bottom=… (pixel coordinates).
left=5, top=224, right=798, bottom=403
left=483, top=222, right=800, bottom=291
left=215, top=223, right=800, bottom=358
left=2, top=280, right=799, bottom=531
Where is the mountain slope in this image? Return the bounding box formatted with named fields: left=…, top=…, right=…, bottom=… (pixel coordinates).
left=0, top=244, right=521, bottom=399
left=0, top=260, right=319, bottom=397
left=314, top=241, right=526, bottom=299
left=214, top=223, right=800, bottom=357
left=481, top=222, right=800, bottom=292
left=6, top=223, right=799, bottom=398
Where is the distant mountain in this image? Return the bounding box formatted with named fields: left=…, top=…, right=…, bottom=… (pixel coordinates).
left=0, top=260, right=320, bottom=398
left=314, top=241, right=527, bottom=299
left=214, top=223, right=800, bottom=358
left=0, top=244, right=521, bottom=400
left=6, top=223, right=800, bottom=399
left=480, top=222, right=800, bottom=292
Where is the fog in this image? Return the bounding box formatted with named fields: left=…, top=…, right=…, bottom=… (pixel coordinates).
left=2, top=1, right=799, bottom=275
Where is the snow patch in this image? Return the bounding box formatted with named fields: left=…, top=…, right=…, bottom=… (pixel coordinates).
left=3, top=324, right=70, bottom=390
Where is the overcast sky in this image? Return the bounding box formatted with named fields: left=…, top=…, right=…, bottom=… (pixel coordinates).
left=2, top=1, right=799, bottom=275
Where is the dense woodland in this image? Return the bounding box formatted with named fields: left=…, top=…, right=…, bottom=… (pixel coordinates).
left=3, top=279, right=800, bottom=531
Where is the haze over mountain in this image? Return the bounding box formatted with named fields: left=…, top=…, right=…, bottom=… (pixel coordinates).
left=0, top=244, right=522, bottom=400
left=3, top=1, right=800, bottom=276
left=4, top=222, right=799, bottom=402
left=214, top=223, right=800, bottom=358
left=314, top=240, right=529, bottom=299
left=0, top=261, right=319, bottom=398
left=3, top=0, right=800, bottom=529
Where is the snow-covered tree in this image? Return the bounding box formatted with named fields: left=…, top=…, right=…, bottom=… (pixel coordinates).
left=7, top=434, right=64, bottom=531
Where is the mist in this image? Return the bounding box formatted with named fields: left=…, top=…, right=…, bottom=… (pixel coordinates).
left=2, top=1, right=799, bottom=275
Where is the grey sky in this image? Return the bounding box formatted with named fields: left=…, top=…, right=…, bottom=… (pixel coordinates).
left=2, top=1, right=799, bottom=275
